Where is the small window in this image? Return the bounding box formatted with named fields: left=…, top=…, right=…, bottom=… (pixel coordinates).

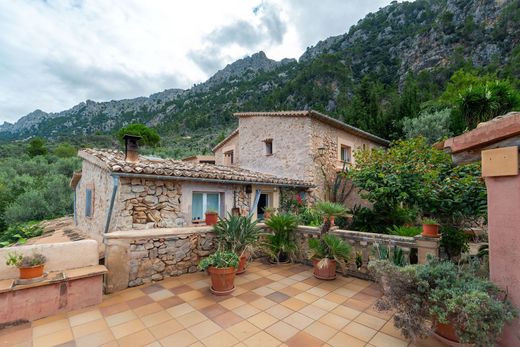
left=362, top=144, right=367, bottom=150
left=192, top=192, right=221, bottom=221
left=85, top=188, right=93, bottom=217
left=224, top=150, right=234, bottom=165
left=340, top=145, right=352, bottom=163
left=265, top=139, right=273, bottom=155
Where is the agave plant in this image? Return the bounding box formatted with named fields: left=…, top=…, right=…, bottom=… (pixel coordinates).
left=213, top=214, right=261, bottom=256
left=308, top=234, right=352, bottom=272
left=263, top=213, right=298, bottom=263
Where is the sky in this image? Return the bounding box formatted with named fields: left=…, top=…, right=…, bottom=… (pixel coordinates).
left=0, top=0, right=395, bottom=124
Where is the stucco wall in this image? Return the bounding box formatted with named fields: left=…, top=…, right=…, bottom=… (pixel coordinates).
left=237, top=116, right=314, bottom=180
left=214, top=131, right=239, bottom=166
left=75, top=161, right=113, bottom=243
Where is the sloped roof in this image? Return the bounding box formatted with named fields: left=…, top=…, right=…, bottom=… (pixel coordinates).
left=78, top=149, right=312, bottom=187
left=234, top=110, right=390, bottom=146
left=212, top=128, right=239, bottom=151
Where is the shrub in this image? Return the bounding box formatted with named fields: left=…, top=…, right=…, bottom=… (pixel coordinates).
left=117, top=123, right=160, bottom=147
left=308, top=234, right=352, bottom=272
left=440, top=226, right=469, bottom=260
left=0, top=222, right=43, bottom=247
left=4, top=190, right=51, bottom=225
left=402, top=109, right=453, bottom=144
left=212, top=214, right=260, bottom=256
left=264, top=213, right=298, bottom=263
left=198, top=251, right=239, bottom=270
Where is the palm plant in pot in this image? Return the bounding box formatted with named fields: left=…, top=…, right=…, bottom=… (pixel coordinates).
left=6, top=252, right=47, bottom=279
left=315, top=201, right=348, bottom=232
left=264, top=213, right=298, bottom=263
left=198, top=250, right=239, bottom=295
left=212, top=214, right=260, bottom=274
left=308, top=234, right=352, bottom=280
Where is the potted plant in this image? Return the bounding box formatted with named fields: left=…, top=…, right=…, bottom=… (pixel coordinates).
left=421, top=217, right=440, bottom=237
left=6, top=252, right=47, bottom=279
left=368, top=258, right=518, bottom=346
left=308, top=234, right=352, bottom=280
left=263, top=213, right=298, bottom=263
left=198, top=250, right=239, bottom=295
left=262, top=207, right=276, bottom=220
left=315, top=201, right=348, bottom=230
left=213, top=214, right=260, bottom=274
left=205, top=208, right=219, bottom=226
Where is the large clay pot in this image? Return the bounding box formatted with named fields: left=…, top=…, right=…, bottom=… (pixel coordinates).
left=19, top=265, right=44, bottom=279
left=236, top=254, right=248, bottom=274
left=207, top=266, right=236, bottom=295
left=434, top=321, right=474, bottom=347
left=205, top=212, right=218, bottom=226
left=312, top=258, right=337, bottom=280
left=422, top=223, right=440, bottom=237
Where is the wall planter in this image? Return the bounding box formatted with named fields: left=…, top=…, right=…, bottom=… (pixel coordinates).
left=19, top=264, right=45, bottom=279
left=205, top=211, right=219, bottom=226
left=312, top=258, right=337, bottom=280
left=207, top=266, right=236, bottom=295
left=421, top=223, right=440, bottom=237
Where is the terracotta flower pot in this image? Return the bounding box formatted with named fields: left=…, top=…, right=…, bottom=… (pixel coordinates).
left=433, top=321, right=474, bottom=347
left=323, top=216, right=335, bottom=226
left=207, top=266, right=236, bottom=295
left=205, top=212, right=218, bottom=226
left=19, top=265, right=44, bottom=279
left=264, top=212, right=272, bottom=220
left=236, top=254, right=248, bottom=274
left=312, top=258, right=337, bottom=280
left=422, top=223, right=440, bottom=237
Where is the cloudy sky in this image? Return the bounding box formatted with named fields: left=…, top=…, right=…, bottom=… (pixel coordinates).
left=0, top=0, right=394, bottom=124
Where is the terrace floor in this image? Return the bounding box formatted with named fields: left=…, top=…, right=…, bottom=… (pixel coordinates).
left=0, top=261, right=444, bottom=347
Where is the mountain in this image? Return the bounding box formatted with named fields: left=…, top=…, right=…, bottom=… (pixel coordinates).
left=1, top=0, right=519, bottom=153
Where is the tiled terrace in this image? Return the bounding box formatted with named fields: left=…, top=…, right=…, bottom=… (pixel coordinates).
left=0, top=262, right=443, bottom=347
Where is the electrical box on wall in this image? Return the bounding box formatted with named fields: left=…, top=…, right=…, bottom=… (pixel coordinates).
left=481, top=146, right=519, bottom=177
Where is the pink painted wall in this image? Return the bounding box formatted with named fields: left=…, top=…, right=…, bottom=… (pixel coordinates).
left=486, top=175, right=520, bottom=346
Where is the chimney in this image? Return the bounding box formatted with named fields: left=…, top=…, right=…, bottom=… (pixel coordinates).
left=123, top=134, right=142, bottom=163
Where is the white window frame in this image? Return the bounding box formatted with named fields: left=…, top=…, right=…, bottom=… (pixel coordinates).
left=340, top=145, right=352, bottom=163
left=192, top=192, right=221, bottom=220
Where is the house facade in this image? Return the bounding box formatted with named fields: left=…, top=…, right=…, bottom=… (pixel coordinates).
left=213, top=110, right=389, bottom=205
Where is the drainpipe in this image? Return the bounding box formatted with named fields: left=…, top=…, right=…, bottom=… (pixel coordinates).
left=104, top=175, right=119, bottom=234
left=73, top=188, right=77, bottom=225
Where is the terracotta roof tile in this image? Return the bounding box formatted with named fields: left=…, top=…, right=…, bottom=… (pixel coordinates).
left=79, top=148, right=312, bottom=187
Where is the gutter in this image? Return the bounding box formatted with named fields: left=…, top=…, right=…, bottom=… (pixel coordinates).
left=104, top=175, right=119, bottom=234
left=110, top=172, right=314, bottom=189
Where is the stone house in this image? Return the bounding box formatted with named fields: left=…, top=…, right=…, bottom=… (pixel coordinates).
left=213, top=110, right=389, bottom=207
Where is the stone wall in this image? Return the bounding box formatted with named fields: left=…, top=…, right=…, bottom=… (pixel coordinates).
left=214, top=131, right=239, bottom=166
left=114, top=178, right=185, bottom=230
left=127, top=232, right=215, bottom=287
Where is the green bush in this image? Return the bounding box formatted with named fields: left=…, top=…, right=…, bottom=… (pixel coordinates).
left=0, top=222, right=43, bottom=248
left=308, top=234, right=352, bottom=272
left=387, top=225, right=422, bottom=237
left=198, top=251, right=239, bottom=270
left=264, top=213, right=298, bottom=263
left=212, top=214, right=260, bottom=256
left=440, top=226, right=469, bottom=260
left=402, top=109, right=452, bottom=144
left=117, top=123, right=161, bottom=147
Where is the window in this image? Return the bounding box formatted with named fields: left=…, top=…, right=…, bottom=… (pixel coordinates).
left=340, top=145, right=352, bottom=163
left=265, top=139, right=273, bottom=155
left=192, top=192, right=220, bottom=221
left=224, top=150, right=234, bottom=165
left=85, top=188, right=93, bottom=217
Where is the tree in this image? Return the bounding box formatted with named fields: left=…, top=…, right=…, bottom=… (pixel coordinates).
left=53, top=143, right=77, bottom=158
left=27, top=137, right=48, bottom=157
left=402, top=109, right=452, bottom=144
left=117, top=124, right=160, bottom=147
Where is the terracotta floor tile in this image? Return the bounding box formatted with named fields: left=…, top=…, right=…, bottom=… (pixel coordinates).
left=116, top=328, right=156, bottom=347
left=144, top=341, right=162, bottom=347
left=190, top=279, right=211, bottom=289
left=212, top=311, right=243, bottom=328
left=285, top=312, right=314, bottom=330
left=159, top=329, right=197, bottom=347
left=313, top=298, right=339, bottom=311
left=110, top=318, right=145, bottom=339
left=233, top=304, right=261, bottom=319
left=265, top=304, right=294, bottom=320
left=178, top=310, right=208, bottom=328
left=281, top=298, right=307, bottom=311
left=323, top=292, right=348, bottom=304
left=354, top=312, right=387, bottom=330
left=105, top=310, right=138, bottom=327
left=178, top=289, right=205, bottom=301
left=294, top=291, right=319, bottom=304
left=187, top=319, right=222, bottom=340
left=236, top=291, right=261, bottom=303
left=169, top=284, right=193, bottom=295
left=148, top=289, right=174, bottom=301
left=343, top=298, right=372, bottom=311
left=252, top=286, right=275, bottom=296
left=220, top=297, right=245, bottom=310
left=306, top=286, right=329, bottom=297
left=75, top=329, right=115, bottom=347
left=278, top=286, right=301, bottom=297
left=342, top=321, right=377, bottom=342
left=286, top=331, right=325, bottom=347
left=0, top=327, right=32, bottom=346
left=99, top=302, right=131, bottom=317
left=200, top=303, right=228, bottom=318
left=99, top=340, right=119, bottom=347
left=33, top=328, right=74, bottom=347
left=241, top=281, right=260, bottom=291
left=290, top=282, right=312, bottom=291
left=117, top=288, right=145, bottom=301
left=247, top=311, right=278, bottom=329
left=331, top=305, right=362, bottom=320
left=32, top=313, right=68, bottom=327
left=298, top=304, right=328, bottom=319
left=351, top=292, right=378, bottom=305
left=148, top=319, right=183, bottom=339
left=201, top=330, right=239, bottom=347
left=133, top=302, right=163, bottom=318
left=243, top=331, right=281, bottom=347
left=189, top=296, right=215, bottom=310
left=264, top=321, right=299, bottom=342
left=160, top=278, right=184, bottom=289
left=361, top=286, right=382, bottom=298
left=126, top=295, right=154, bottom=309
left=97, top=295, right=124, bottom=308
left=333, top=287, right=359, bottom=298
left=250, top=297, right=276, bottom=310
left=157, top=295, right=184, bottom=309
left=226, top=320, right=260, bottom=341
left=327, top=332, right=366, bottom=347
left=32, top=319, right=71, bottom=338
left=380, top=320, right=407, bottom=340
left=319, top=312, right=350, bottom=330
left=69, top=310, right=103, bottom=327
left=72, top=319, right=109, bottom=339
left=167, top=302, right=195, bottom=318
left=305, top=321, right=337, bottom=342
left=141, top=310, right=172, bottom=328
left=369, top=332, right=409, bottom=347
left=265, top=291, right=290, bottom=303
left=364, top=306, right=394, bottom=320
left=141, top=284, right=164, bottom=294
left=266, top=281, right=286, bottom=291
